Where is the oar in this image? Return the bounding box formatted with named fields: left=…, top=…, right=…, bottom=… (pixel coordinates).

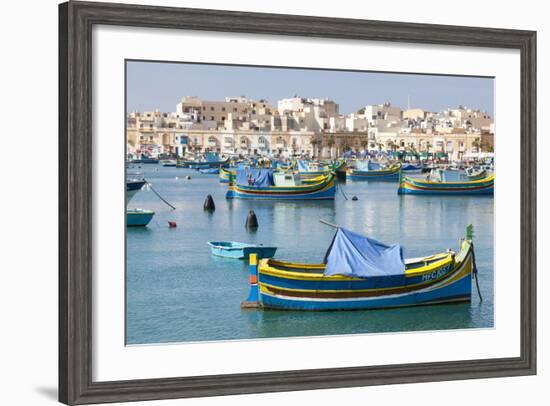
left=319, top=219, right=339, bottom=229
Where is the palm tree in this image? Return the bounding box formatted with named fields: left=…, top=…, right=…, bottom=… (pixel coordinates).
left=387, top=140, right=398, bottom=152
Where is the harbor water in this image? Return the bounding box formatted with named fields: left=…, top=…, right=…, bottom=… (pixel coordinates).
left=126, top=166, right=494, bottom=345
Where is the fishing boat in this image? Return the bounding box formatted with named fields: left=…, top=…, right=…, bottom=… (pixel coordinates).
left=297, top=160, right=332, bottom=179
left=160, top=159, right=177, bottom=167
left=242, top=226, right=478, bottom=311
left=131, top=155, right=159, bottom=164
left=463, top=167, right=487, bottom=181
left=398, top=173, right=494, bottom=195
left=347, top=164, right=401, bottom=180
left=226, top=168, right=336, bottom=200
left=219, top=167, right=236, bottom=183
left=401, top=163, right=423, bottom=174
left=177, top=152, right=229, bottom=169
left=199, top=167, right=220, bottom=174
left=126, top=208, right=155, bottom=227
left=126, top=179, right=146, bottom=202
left=332, top=160, right=347, bottom=179
left=207, top=241, right=277, bottom=260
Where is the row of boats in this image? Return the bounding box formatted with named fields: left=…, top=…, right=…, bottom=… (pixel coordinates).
left=216, top=160, right=494, bottom=199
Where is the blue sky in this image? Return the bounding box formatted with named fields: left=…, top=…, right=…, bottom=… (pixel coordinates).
left=126, top=60, right=494, bottom=116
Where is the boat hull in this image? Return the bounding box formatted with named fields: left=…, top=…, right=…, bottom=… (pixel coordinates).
left=126, top=179, right=146, bottom=202
left=126, top=209, right=155, bottom=227
left=226, top=175, right=336, bottom=200
left=347, top=166, right=400, bottom=181
left=208, top=242, right=277, bottom=259
left=398, top=175, right=494, bottom=195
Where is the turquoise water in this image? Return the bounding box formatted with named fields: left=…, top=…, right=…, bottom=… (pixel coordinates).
left=126, top=166, right=494, bottom=345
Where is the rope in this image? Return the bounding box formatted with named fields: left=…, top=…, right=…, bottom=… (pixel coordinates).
left=143, top=178, right=176, bottom=210
left=337, top=183, right=349, bottom=200
left=471, top=242, right=483, bottom=302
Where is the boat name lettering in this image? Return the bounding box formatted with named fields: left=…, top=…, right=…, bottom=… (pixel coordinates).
left=421, top=265, right=450, bottom=282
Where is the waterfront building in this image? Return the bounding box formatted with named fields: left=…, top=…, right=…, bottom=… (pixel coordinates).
left=127, top=97, right=494, bottom=160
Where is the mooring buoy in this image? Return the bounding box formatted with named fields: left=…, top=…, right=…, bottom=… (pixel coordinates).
left=168, top=221, right=177, bottom=228
left=203, top=194, right=215, bottom=211
left=186, top=175, right=191, bottom=180
left=352, top=196, right=358, bottom=201
left=245, top=210, right=259, bottom=228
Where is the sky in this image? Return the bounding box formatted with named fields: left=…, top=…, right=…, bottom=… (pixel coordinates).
left=126, top=61, right=494, bottom=116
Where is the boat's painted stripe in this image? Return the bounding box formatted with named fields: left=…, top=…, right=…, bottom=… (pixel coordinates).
left=404, top=174, right=494, bottom=186
left=401, top=180, right=493, bottom=191
left=259, top=253, right=454, bottom=281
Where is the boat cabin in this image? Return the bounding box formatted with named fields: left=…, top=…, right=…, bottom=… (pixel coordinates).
left=273, top=172, right=301, bottom=187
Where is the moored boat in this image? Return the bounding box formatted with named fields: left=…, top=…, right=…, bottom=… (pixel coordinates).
left=199, top=167, right=220, bottom=174
left=160, top=159, right=177, bottom=167
left=398, top=173, right=494, bottom=195
left=226, top=168, right=336, bottom=200
left=127, top=179, right=146, bottom=202
left=131, top=155, right=159, bottom=164
left=297, top=160, right=332, bottom=179
left=463, top=167, right=487, bottom=181
left=219, top=167, right=236, bottom=183
left=207, top=241, right=277, bottom=260
left=127, top=208, right=155, bottom=227
left=401, top=163, right=423, bottom=174
left=347, top=164, right=401, bottom=180
left=242, top=226, right=477, bottom=311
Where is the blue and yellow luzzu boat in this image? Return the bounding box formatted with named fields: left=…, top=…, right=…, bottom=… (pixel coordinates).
left=242, top=226, right=477, bottom=311
left=398, top=173, right=494, bottom=195
left=226, top=168, right=336, bottom=200
left=297, top=160, right=332, bottom=179
left=219, top=167, right=236, bottom=183
left=347, top=164, right=401, bottom=181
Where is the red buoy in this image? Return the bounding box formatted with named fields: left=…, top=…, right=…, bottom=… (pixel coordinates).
left=168, top=221, right=177, bottom=228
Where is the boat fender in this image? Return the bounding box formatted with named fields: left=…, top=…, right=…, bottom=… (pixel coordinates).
left=245, top=210, right=259, bottom=228
left=203, top=195, right=215, bottom=211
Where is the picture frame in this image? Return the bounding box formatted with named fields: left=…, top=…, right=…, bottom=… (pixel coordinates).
left=59, top=1, right=537, bottom=404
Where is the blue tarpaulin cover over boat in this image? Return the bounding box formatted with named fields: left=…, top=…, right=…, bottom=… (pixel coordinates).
left=297, top=160, right=309, bottom=171
left=236, top=168, right=274, bottom=187
left=324, top=228, right=405, bottom=278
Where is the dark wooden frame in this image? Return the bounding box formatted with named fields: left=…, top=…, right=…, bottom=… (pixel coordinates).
left=59, top=1, right=537, bottom=404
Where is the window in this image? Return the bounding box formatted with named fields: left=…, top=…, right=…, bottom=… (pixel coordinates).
left=221, top=117, right=225, bottom=121
left=233, top=107, right=237, bottom=112
left=221, top=107, right=226, bottom=111
left=210, top=116, right=214, bottom=121
left=210, top=106, right=214, bottom=111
